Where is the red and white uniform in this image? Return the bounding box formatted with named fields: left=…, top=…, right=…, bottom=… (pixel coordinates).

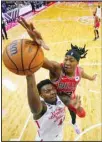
left=52, top=64, right=83, bottom=99
left=35, top=96, right=65, bottom=141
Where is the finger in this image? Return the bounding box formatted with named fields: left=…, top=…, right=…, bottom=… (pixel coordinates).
left=76, top=95, right=79, bottom=102
left=30, top=23, right=33, bottom=30
left=29, top=23, right=32, bottom=31
left=76, top=101, right=81, bottom=108
left=30, top=23, right=35, bottom=30
left=77, top=95, right=81, bottom=100
left=40, top=41, right=50, bottom=50
left=34, top=30, right=43, bottom=39
left=17, top=17, right=29, bottom=29
left=78, top=96, right=81, bottom=101
left=95, top=74, right=97, bottom=77
left=27, top=29, right=35, bottom=39
left=20, top=17, right=29, bottom=29
left=17, top=19, right=27, bottom=29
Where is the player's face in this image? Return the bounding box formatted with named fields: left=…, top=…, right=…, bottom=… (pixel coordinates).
left=63, top=55, right=78, bottom=74
left=41, top=84, right=57, bottom=104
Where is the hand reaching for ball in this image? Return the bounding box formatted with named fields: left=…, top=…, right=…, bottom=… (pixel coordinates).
left=17, top=17, right=49, bottom=50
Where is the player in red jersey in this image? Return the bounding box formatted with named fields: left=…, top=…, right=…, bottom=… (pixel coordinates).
left=93, top=11, right=100, bottom=40
left=18, top=17, right=97, bottom=134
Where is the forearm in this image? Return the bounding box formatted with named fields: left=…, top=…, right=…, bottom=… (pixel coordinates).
left=26, top=75, right=42, bottom=114
left=42, top=57, right=54, bottom=71
left=82, top=73, right=94, bottom=81
left=42, top=57, right=60, bottom=72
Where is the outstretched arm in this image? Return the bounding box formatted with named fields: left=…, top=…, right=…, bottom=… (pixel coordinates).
left=18, top=17, right=62, bottom=79
left=43, top=57, right=61, bottom=77
left=26, top=74, right=47, bottom=116
left=18, top=17, right=61, bottom=77
left=17, top=16, right=49, bottom=50
left=81, top=71, right=97, bottom=81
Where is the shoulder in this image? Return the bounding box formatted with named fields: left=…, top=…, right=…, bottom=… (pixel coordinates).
left=78, top=66, right=84, bottom=70
left=33, top=101, right=47, bottom=120
left=77, top=66, right=84, bottom=75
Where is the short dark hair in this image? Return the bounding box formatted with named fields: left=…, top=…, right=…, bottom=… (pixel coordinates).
left=37, top=79, right=53, bottom=94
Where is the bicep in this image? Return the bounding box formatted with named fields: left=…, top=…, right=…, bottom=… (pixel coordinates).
left=42, top=57, right=60, bottom=73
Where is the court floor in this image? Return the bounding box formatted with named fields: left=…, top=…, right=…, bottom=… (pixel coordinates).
left=2, top=2, right=102, bottom=141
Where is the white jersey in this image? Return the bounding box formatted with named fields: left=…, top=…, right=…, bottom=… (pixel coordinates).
left=96, top=7, right=101, bottom=19
left=35, top=96, right=65, bottom=141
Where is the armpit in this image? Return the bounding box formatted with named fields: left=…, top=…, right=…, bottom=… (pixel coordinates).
left=33, top=101, right=47, bottom=120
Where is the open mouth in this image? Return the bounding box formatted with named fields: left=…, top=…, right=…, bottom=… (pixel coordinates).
left=64, top=66, right=72, bottom=70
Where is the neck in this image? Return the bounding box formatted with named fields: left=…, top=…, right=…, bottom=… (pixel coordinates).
left=66, top=71, right=75, bottom=77
left=45, top=98, right=57, bottom=105
left=63, top=68, right=75, bottom=77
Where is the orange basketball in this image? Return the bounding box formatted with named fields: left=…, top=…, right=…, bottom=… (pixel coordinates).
left=3, top=39, right=44, bottom=75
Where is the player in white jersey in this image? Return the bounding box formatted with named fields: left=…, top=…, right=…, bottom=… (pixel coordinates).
left=95, top=5, right=101, bottom=20
left=26, top=74, right=81, bottom=141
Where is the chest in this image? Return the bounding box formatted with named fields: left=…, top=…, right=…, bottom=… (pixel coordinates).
left=55, top=75, right=80, bottom=90
left=46, top=101, right=65, bottom=123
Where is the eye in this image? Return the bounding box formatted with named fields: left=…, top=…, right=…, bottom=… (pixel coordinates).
left=70, top=59, right=74, bottom=62
left=64, top=58, right=68, bottom=61
left=44, top=90, right=50, bottom=93
left=44, top=89, right=51, bottom=93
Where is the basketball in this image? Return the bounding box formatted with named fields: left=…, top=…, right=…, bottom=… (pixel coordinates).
left=3, top=39, right=44, bottom=75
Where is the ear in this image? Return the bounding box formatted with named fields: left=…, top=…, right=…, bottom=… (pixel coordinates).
left=76, top=60, right=79, bottom=65
left=40, top=93, right=44, bottom=99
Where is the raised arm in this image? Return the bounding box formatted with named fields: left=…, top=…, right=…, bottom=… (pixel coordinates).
left=18, top=17, right=62, bottom=79
left=26, top=74, right=47, bottom=116
left=43, top=57, right=61, bottom=74
left=17, top=17, right=49, bottom=50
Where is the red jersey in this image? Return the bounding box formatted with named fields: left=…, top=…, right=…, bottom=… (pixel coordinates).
left=52, top=64, right=83, bottom=99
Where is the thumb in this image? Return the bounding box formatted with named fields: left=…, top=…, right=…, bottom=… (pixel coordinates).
left=36, top=40, right=50, bottom=50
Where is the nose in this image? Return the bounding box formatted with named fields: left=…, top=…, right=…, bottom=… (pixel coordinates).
left=65, top=60, right=70, bottom=65
left=50, top=90, right=56, bottom=96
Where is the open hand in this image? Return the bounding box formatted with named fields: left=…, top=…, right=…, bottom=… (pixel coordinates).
left=69, top=95, right=81, bottom=109
left=17, top=17, right=49, bottom=50
left=91, top=74, right=97, bottom=81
